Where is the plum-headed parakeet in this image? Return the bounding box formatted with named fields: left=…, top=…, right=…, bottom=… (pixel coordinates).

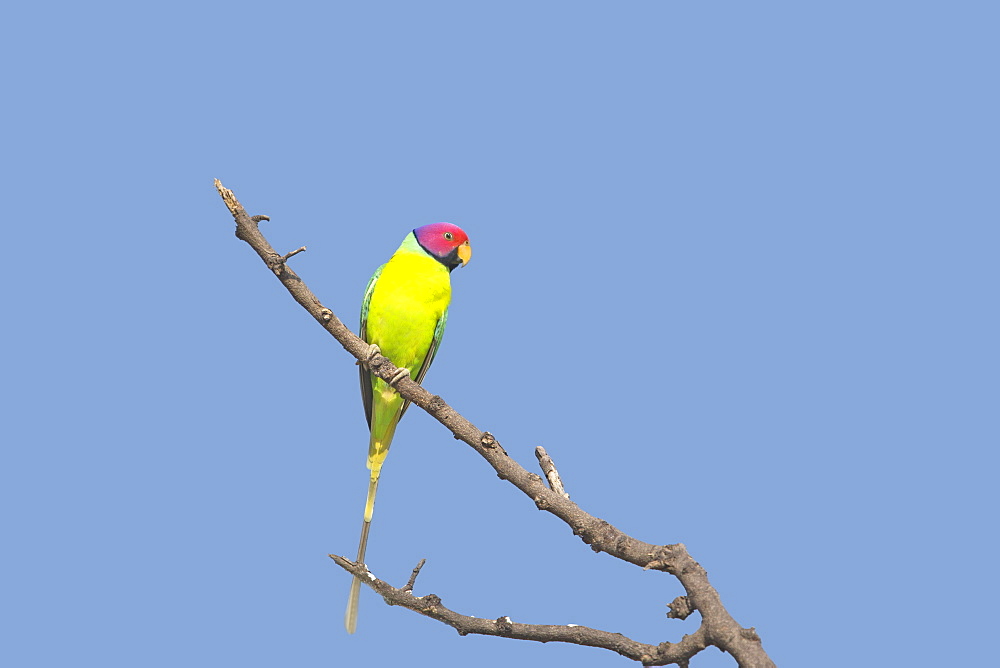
left=345, top=222, right=472, bottom=633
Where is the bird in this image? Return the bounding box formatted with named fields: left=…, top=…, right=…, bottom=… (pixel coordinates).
left=345, top=222, right=472, bottom=634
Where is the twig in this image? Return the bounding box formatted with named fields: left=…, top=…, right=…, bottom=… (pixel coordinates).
left=217, top=180, right=775, bottom=668
left=403, top=558, right=427, bottom=593
left=534, top=446, right=570, bottom=499
left=280, top=246, right=307, bottom=262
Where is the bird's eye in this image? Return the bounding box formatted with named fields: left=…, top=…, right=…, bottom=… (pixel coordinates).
left=444, top=232, right=454, bottom=240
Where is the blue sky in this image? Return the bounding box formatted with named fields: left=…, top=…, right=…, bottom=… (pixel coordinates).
left=3, top=2, right=997, bottom=666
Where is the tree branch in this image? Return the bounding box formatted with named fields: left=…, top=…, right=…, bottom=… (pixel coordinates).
left=215, top=179, right=775, bottom=667
left=329, top=554, right=710, bottom=665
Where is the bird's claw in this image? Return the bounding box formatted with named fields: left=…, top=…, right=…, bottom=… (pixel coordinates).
left=364, top=344, right=408, bottom=386
left=388, top=367, right=411, bottom=387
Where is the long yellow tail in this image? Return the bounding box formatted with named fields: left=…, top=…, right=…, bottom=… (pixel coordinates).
left=346, top=388, right=402, bottom=634
left=344, top=475, right=380, bottom=634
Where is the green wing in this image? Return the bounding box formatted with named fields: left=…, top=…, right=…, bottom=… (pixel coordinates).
left=358, top=264, right=384, bottom=428
left=400, top=307, right=448, bottom=418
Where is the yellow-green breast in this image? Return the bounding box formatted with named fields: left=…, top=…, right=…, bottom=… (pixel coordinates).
left=366, top=249, right=451, bottom=373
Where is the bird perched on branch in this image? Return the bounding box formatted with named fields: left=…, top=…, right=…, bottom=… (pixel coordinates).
left=345, top=222, right=472, bottom=634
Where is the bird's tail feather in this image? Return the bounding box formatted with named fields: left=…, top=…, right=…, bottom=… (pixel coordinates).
left=347, top=391, right=400, bottom=634
left=367, top=408, right=402, bottom=473
left=345, top=475, right=380, bottom=634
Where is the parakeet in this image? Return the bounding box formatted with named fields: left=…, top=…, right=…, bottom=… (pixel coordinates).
left=345, top=222, right=472, bottom=634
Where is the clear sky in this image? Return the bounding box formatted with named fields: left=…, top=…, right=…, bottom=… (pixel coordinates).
left=3, top=2, right=997, bottom=667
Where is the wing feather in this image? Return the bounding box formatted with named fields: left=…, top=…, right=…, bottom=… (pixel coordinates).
left=358, top=264, right=384, bottom=428
left=400, top=307, right=448, bottom=418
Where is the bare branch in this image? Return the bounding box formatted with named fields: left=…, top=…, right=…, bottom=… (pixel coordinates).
left=403, top=558, right=427, bottom=593
left=328, top=555, right=711, bottom=666
left=217, top=180, right=775, bottom=667
left=534, top=446, right=570, bottom=499
left=280, top=246, right=307, bottom=262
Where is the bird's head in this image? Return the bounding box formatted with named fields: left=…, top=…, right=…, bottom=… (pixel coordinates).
left=414, top=223, right=472, bottom=271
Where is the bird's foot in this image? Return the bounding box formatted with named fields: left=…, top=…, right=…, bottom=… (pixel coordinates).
left=364, top=344, right=408, bottom=385
left=388, top=367, right=411, bottom=387
left=363, top=344, right=382, bottom=367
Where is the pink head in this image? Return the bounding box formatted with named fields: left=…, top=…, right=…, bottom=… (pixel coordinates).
left=413, top=223, right=472, bottom=270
